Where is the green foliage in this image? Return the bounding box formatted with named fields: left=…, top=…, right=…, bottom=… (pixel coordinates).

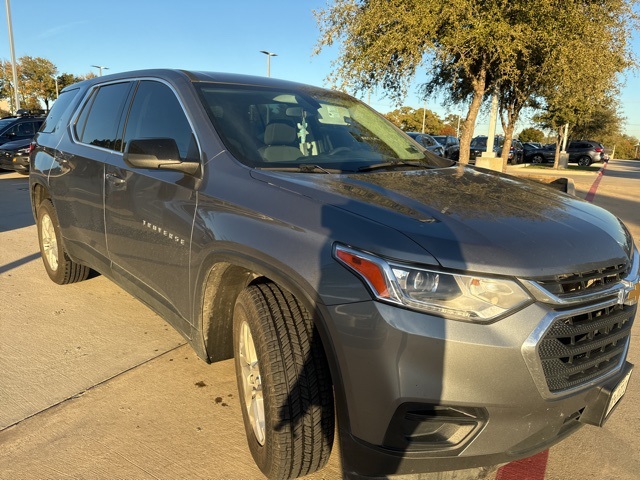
left=0, top=57, right=89, bottom=113
left=384, top=106, right=444, bottom=133
left=316, top=0, right=638, bottom=167
left=609, top=134, right=640, bottom=159
left=518, top=128, right=545, bottom=143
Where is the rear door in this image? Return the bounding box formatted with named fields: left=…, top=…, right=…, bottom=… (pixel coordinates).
left=104, top=79, right=201, bottom=324
left=49, top=81, right=133, bottom=270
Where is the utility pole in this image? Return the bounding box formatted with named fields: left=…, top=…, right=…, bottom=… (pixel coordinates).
left=482, top=93, right=499, bottom=158
left=5, top=0, right=20, bottom=112
left=421, top=100, right=427, bottom=133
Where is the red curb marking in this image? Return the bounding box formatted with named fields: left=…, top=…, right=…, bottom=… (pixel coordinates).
left=585, top=160, right=610, bottom=203
left=495, top=450, right=549, bottom=480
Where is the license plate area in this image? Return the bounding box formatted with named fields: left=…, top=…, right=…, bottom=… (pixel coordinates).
left=580, top=362, right=633, bottom=427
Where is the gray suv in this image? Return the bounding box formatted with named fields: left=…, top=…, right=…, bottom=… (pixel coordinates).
left=30, top=70, right=638, bottom=479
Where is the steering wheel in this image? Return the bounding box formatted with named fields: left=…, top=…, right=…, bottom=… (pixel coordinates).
left=328, top=147, right=351, bottom=155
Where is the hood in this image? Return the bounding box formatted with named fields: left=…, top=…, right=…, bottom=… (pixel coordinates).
left=251, top=165, right=632, bottom=277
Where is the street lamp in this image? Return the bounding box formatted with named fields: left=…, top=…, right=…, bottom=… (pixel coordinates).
left=259, top=51, right=277, bottom=77
left=91, top=65, right=109, bottom=76
left=5, top=0, right=20, bottom=112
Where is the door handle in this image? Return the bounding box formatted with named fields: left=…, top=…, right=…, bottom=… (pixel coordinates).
left=105, top=173, right=126, bottom=186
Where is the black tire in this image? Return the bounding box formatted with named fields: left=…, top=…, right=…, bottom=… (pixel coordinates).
left=578, top=155, right=592, bottom=167
left=37, top=199, right=91, bottom=284
left=532, top=154, right=544, bottom=164
left=233, top=283, right=334, bottom=479
left=233, top=282, right=334, bottom=480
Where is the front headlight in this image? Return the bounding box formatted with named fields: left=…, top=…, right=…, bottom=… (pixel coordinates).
left=334, top=244, right=532, bottom=322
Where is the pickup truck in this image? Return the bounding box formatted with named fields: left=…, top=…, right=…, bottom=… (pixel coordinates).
left=30, top=70, right=638, bottom=479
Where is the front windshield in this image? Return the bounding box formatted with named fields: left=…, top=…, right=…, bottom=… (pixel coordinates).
left=196, top=83, right=453, bottom=172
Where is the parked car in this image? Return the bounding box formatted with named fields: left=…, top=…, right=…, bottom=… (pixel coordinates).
left=533, top=141, right=605, bottom=166
left=30, top=70, right=638, bottom=480
left=508, top=139, right=524, bottom=164
left=469, top=135, right=502, bottom=163
left=0, top=115, right=44, bottom=147
left=470, top=135, right=522, bottom=164
left=566, top=140, right=605, bottom=166
left=522, top=142, right=548, bottom=163
left=0, top=138, right=32, bottom=174
left=406, top=132, right=445, bottom=157
left=432, top=134, right=460, bottom=160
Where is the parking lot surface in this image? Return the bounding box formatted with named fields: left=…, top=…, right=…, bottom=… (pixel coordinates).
left=1, top=159, right=638, bottom=479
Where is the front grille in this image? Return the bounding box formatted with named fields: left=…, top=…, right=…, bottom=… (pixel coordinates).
left=538, top=303, right=635, bottom=392
left=536, top=263, right=629, bottom=297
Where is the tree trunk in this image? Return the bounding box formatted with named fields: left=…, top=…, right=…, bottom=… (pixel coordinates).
left=500, top=106, right=518, bottom=172
left=458, top=71, right=486, bottom=165
left=553, top=127, right=563, bottom=169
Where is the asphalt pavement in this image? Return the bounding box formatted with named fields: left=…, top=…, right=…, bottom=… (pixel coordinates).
left=1, top=159, right=638, bottom=480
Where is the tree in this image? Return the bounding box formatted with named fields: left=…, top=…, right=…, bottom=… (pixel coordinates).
left=20, top=56, right=58, bottom=111
left=315, top=0, right=509, bottom=163
left=315, top=1, right=637, bottom=168
left=570, top=98, right=624, bottom=141
left=518, top=127, right=545, bottom=143
left=442, top=113, right=461, bottom=137
left=384, top=106, right=444, bottom=133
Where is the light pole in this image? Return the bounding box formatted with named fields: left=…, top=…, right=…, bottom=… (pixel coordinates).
left=91, top=65, right=109, bottom=76
left=259, top=51, right=277, bottom=77
left=5, top=0, right=20, bottom=112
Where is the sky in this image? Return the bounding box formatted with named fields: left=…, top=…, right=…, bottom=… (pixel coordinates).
left=2, top=0, right=640, bottom=139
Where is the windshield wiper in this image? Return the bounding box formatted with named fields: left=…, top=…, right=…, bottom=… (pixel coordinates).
left=356, top=160, right=434, bottom=172
left=256, top=165, right=343, bottom=174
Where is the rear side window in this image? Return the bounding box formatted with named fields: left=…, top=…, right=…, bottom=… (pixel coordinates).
left=41, top=89, right=79, bottom=133
left=123, top=80, right=197, bottom=161
left=75, top=82, right=132, bottom=150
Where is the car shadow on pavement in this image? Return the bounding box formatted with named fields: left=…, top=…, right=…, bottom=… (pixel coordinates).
left=0, top=252, right=40, bottom=275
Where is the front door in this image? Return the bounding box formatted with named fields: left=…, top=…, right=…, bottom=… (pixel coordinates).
left=104, top=80, right=201, bottom=325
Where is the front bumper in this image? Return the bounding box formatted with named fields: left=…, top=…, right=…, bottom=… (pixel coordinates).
left=329, top=291, right=636, bottom=476
left=0, top=154, right=29, bottom=172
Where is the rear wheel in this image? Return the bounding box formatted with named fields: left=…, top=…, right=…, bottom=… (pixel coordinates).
left=37, top=199, right=90, bottom=284
left=233, top=282, right=334, bottom=480
left=532, top=154, right=544, bottom=164
left=578, top=155, right=592, bottom=167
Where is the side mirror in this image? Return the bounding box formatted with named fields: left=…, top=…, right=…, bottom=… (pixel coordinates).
left=123, top=138, right=199, bottom=175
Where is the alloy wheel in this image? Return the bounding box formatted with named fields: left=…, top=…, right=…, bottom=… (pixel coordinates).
left=238, top=320, right=266, bottom=445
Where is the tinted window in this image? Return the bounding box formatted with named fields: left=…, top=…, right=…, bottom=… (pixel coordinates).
left=123, top=81, right=197, bottom=161
left=76, top=82, right=132, bottom=150
left=420, top=135, right=436, bottom=147
left=42, top=89, right=79, bottom=133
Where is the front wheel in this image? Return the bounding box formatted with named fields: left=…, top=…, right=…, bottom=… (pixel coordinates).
left=233, top=282, right=334, bottom=480
left=37, top=199, right=90, bottom=284
left=532, top=154, right=544, bottom=164
left=578, top=155, right=592, bottom=167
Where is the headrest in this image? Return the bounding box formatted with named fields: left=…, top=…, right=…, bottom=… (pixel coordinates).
left=264, top=123, right=296, bottom=145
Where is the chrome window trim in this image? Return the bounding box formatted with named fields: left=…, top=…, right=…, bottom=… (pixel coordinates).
left=521, top=297, right=631, bottom=400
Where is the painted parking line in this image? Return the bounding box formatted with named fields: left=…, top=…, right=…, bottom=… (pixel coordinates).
left=495, top=450, right=549, bottom=480
left=585, top=160, right=610, bottom=203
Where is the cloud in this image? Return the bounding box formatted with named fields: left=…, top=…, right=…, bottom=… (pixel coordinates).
left=36, top=21, right=89, bottom=40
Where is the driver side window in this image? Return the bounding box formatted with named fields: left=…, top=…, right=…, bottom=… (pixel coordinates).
left=124, top=81, right=198, bottom=161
